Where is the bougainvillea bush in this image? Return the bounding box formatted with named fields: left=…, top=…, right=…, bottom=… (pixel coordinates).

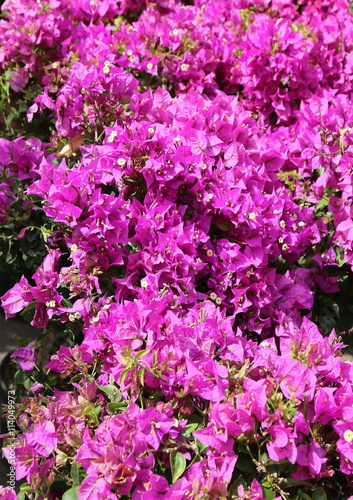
left=2, top=0, right=353, bottom=498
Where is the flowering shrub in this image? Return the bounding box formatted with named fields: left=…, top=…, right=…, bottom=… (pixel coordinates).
left=2, top=0, right=353, bottom=499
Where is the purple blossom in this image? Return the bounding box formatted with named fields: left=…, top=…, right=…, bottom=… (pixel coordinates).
left=3, top=0, right=353, bottom=497
left=10, top=340, right=36, bottom=371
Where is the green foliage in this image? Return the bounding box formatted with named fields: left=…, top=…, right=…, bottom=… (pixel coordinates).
left=312, top=487, right=328, bottom=500
left=0, top=71, right=54, bottom=141
left=62, top=486, right=79, bottom=500
left=170, top=450, right=187, bottom=483
left=0, top=191, right=53, bottom=281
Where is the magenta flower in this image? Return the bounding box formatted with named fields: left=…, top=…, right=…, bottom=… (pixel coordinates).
left=132, top=471, right=168, bottom=500
left=293, top=440, right=327, bottom=479
left=333, top=421, right=353, bottom=474
left=25, top=420, right=59, bottom=457
left=11, top=340, right=36, bottom=371
left=0, top=487, right=17, bottom=499
left=1, top=276, right=33, bottom=319
left=267, top=425, right=297, bottom=464
left=78, top=475, right=118, bottom=500
left=3, top=0, right=353, bottom=496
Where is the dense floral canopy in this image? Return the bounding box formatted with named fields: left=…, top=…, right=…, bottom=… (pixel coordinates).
left=1, top=0, right=353, bottom=499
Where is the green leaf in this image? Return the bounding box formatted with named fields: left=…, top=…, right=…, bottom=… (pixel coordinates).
left=335, top=246, right=347, bottom=267
left=262, top=482, right=276, bottom=499
left=326, top=300, right=339, bottom=318
left=14, top=370, right=33, bottom=388
left=120, top=367, right=130, bottom=384
left=196, top=439, right=208, bottom=454
left=214, top=220, right=232, bottom=232
left=114, top=392, right=122, bottom=403
left=312, top=488, right=327, bottom=500
left=135, top=349, right=149, bottom=359
left=82, top=404, right=102, bottom=425
left=62, top=298, right=73, bottom=308
left=14, top=370, right=26, bottom=384
left=138, top=367, right=145, bottom=386
left=62, top=486, right=79, bottom=500
left=235, top=452, right=256, bottom=473
left=170, top=450, right=186, bottom=483
left=20, top=300, right=37, bottom=323
left=97, top=384, right=117, bottom=396
left=48, top=375, right=59, bottom=386
left=318, top=314, right=336, bottom=334
left=229, top=475, right=247, bottom=496
left=107, top=402, right=127, bottom=414
left=296, top=490, right=312, bottom=500
left=315, top=194, right=329, bottom=212
left=282, top=477, right=318, bottom=489
left=70, top=463, right=80, bottom=485
left=32, top=369, right=47, bottom=384
left=17, top=482, right=35, bottom=500
left=125, top=242, right=140, bottom=253
left=181, top=422, right=199, bottom=437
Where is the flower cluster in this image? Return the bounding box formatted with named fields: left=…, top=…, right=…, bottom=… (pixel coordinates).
left=1, top=0, right=353, bottom=499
